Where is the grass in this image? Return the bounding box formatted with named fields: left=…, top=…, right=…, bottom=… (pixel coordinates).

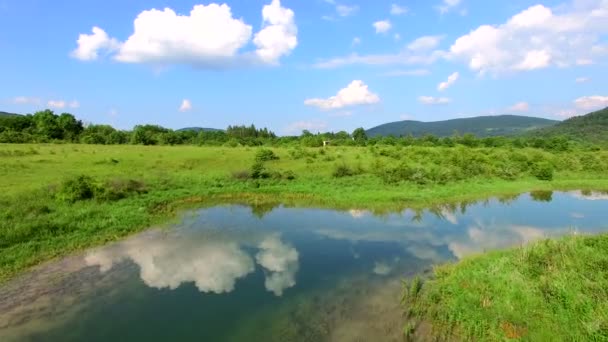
left=404, top=234, right=608, bottom=341
left=1, top=143, right=608, bottom=283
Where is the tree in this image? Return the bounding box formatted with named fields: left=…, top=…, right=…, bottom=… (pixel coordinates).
left=352, top=128, right=367, bottom=143
left=57, top=113, right=84, bottom=141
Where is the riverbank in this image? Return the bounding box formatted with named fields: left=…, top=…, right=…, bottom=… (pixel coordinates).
left=1, top=144, right=608, bottom=282
left=403, top=233, right=608, bottom=341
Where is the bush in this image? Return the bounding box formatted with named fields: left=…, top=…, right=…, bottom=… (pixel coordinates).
left=232, top=170, right=250, bottom=180
left=56, top=175, right=97, bottom=203
left=96, top=178, right=147, bottom=201
left=250, top=161, right=269, bottom=179
left=332, top=163, right=363, bottom=178
left=533, top=162, right=554, bottom=181
left=255, top=149, right=279, bottom=162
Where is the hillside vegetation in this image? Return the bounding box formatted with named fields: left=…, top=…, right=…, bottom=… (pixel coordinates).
left=533, top=107, right=608, bottom=145
left=366, top=115, right=558, bottom=138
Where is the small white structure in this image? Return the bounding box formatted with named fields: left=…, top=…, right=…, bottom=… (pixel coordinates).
left=323, top=140, right=330, bottom=147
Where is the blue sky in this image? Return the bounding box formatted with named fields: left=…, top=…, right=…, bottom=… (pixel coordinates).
left=1, top=0, right=607, bottom=134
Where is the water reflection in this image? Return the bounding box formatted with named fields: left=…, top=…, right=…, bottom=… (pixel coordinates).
left=85, top=230, right=299, bottom=296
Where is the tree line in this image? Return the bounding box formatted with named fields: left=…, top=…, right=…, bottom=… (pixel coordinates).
left=0, top=109, right=597, bottom=151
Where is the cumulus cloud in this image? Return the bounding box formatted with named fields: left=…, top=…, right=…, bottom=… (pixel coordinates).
left=437, top=72, right=459, bottom=91
left=71, top=27, right=120, bottom=61
left=304, top=80, right=380, bottom=110
left=179, top=99, right=192, bottom=112
left=449, top=1, right=608, bottom=75
left=390, top=4, right=408, bottom=16
left=509, top=101, right=530, bottom=112
left=574, top=95, right=608, bottom=110
left=575, top=77, right=591, bottom=83
left=373, top=20, right=392, bottom=34
left=73, top=1, right=297, bottom=68
left=253, top=0, right=298, bottom=64
left=255, top=236, right=299, bottom=296
left=419, top=96, right=451, bottom=105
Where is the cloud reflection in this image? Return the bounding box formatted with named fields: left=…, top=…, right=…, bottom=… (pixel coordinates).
left=85, top=230, right=299, bottom=296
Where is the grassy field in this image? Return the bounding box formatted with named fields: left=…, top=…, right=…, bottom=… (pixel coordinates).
left=403, top=234, right=608, bottom=341
left=1, top=143, right=608, bottom=282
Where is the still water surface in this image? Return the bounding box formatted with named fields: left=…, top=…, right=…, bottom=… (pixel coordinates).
left=1, top=191, right=607, bottom=341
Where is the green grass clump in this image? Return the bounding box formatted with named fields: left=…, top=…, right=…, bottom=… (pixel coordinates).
left=407, top=234, right=608, bottom=341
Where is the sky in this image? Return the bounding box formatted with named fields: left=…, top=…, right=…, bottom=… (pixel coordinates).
left=1, top=0, right=607, bottom=134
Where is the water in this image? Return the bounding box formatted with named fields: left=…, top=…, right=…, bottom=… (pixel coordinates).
left=1, top=191, right=607, bottom=341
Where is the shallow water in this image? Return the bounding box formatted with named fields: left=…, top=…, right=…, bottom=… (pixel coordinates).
left=1, top=191, right=607, bottom=341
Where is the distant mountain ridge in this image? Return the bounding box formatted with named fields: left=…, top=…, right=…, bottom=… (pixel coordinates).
left=176, top=127, right=223, bottom=132
left=366, top=115, right=559, bottom=138
left=532, top=107, right=608, bottom=145
left=0, top=111, right=20, bottom=117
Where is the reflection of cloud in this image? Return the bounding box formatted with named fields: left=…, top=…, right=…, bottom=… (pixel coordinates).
left=571, top=212, right=585, bottom=219
left=570, top=191, right=608, bottom=201
left=349, top=209, right=370, bottom=219
left=256, top=236, right=299, bottom=296
left=86, top=229, right=300, bottom=296
left=441, top=209, right=458, bottom=225
left=373, top=262, right=392, bottom=275
left=448, top=225, right=547, bottom=259
left=85, top=232, right=255, bottom=294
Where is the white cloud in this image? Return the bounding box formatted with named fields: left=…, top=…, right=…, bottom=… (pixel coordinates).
left=419, top=96, right=451, bottom=105
left=508, top=102, right=530, bottom=112
left=179, top=99, right=192, bottom=112
left=73, top=1, right=297, bottom=68
left=407, top=35, right=443, bottom=51
left=574, top=95, right=608, bottom=110
left=352, top=37, right=361, bottom=46
left=304, top=80, right=380, bottom=110
left=255, top=236, right=299, bottom=296
left=449, top=1, right=608, bottom=75
left=437, top=71, right=459, bottom=91
left=437, top=0, right=462, bottom=14
left=394, top=33, right=401, bottom=41
left=373, top=20, right=392, bottom=34
left=47, top=100, right=66, bottom=109
left=555, top=109, right=579, bottom=118
left=336, top=4, right=358, bottom=17
left=390, top=4, right=408, bottom=16
left=71, top=27, right=120, bottom=61
left=253, top=0, right=298, bottom=64
left=382, top=69, right=430, bottom=77
left=13, top=96, right=41, bottom=105
left=47, top=100, right=80, bottom=109
left=575, top=77, right=591, bottom=83
left=285, top=121, right=327, bottom=134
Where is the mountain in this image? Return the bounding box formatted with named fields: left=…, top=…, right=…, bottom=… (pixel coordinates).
left=0, top=111, right=20, bottom=117
left=366, top=115, right=559, bottom=138
left=176, top=127, right=223, bottom=132
left=532, top=107, right=608, bottom=144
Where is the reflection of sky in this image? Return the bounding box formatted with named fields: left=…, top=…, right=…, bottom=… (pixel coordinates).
left=86, top=191, right=608, bottom=295
left=86, top=230, right=299, bottom=297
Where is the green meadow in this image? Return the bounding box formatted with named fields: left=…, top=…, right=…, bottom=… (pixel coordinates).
left=1, top=143, right=608, bottom=283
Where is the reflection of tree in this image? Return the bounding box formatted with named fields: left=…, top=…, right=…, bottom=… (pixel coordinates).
left=530, top=190, right=553, bottom=202
left=497, top=193, right=520, bottom=205
left=250, top=202, right=281, bottom=219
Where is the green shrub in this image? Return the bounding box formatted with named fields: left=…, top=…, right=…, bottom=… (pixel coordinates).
left=96, top=178, right=147, bottom=201
left=255, top=149, right=279, bottom=162
left=332, top=163, right=363, bottom=178
left=55, top=175, right=97, bottom=203
left=250, top=161, right=269, bottom=179
left=533, top=162, right=554, bottom=181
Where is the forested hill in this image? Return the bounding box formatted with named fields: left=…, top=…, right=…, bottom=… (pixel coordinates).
left=532, top=107, right=608, bottom=144
left=366, top=115, right=559, bottom=138
left=0, top=111, right=20, bottom=117
left=177, top=127, right=223, bottom=133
